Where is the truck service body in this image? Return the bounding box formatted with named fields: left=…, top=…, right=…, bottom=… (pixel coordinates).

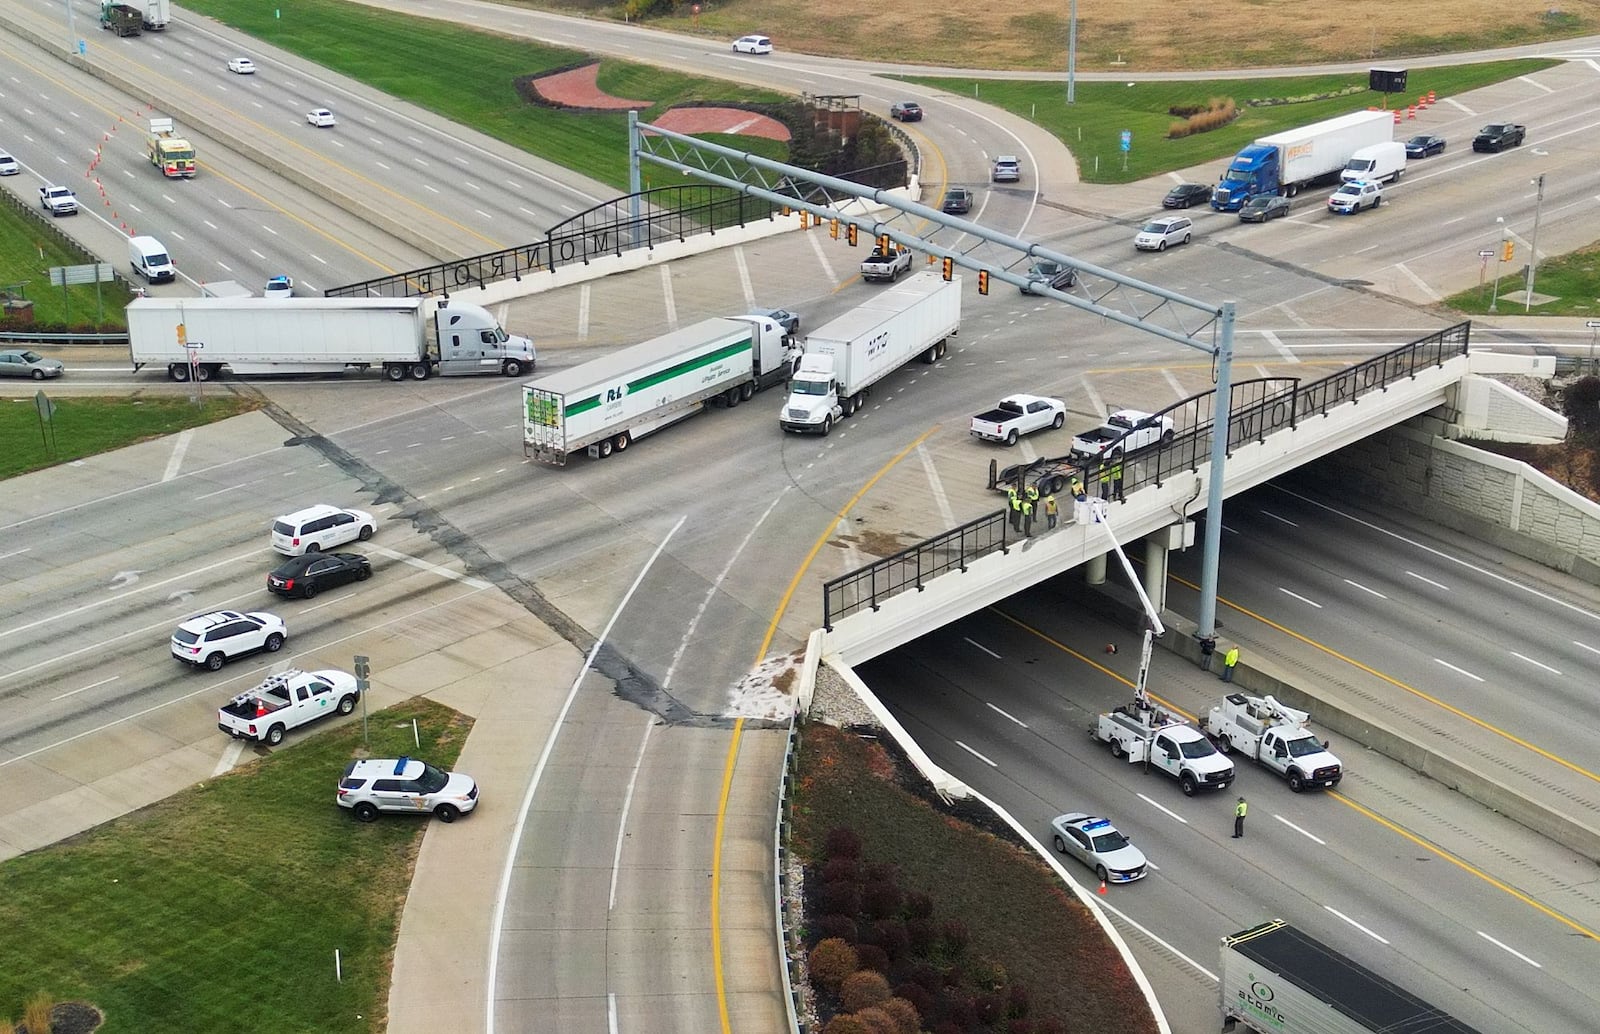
left=1211, top=110, right=1392, bottom=210
left=1221, top=920, right=1485, bottom=1034
left=1203, top=692, right=1342, bottom=791
left=145, top=117, right=195, bottom=178
left=781, top=272, right=960, bottom=436
left=1093, top=700, right=1235, bottom=796
left=127, top=296, right=534, bottom=382
left=523, top=314, right=798, bottom=464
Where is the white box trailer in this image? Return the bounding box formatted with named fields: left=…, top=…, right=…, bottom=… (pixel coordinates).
left=139, top=0, right=170, bottom=29
left=780, top=271, right=960, bottom=435
left=1221, top=920, right=1485, bottom=1034
left=127, top=296, right=534, bottom=382
left=199, top=280, right=254, bottom=299
left=1212, top=109, right=1392, bottom=209
left=523, top=313, right=798, bottom=465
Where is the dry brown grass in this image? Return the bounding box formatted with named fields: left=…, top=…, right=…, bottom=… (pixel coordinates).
left=514, top=0, right=1594, bottom=71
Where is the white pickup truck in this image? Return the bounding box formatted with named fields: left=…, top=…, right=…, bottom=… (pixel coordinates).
left=1202, top=692, right=1343, bottom=791
left=1093, top=702, right=1236, bottom=796
left=859, top=244, right=914, bottom=282
left=217, top=668, right=360, bottom=746
left=39, top=184, right=78, bottom=216
left=1070, top=409, right=1174, bottom=460
left=970, top=394, right=1066, bottom=445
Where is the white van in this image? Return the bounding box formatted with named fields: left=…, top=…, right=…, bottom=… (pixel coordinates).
left=129, top=235, right=176, bottom=283
left=1341, top=141, right=1406, bottom=184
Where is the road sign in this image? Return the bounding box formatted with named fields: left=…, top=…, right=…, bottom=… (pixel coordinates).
left=1120, top=130, right=1132, bottom=152
left=1587, top=320, right=1600, bottom=329
left=1478, top=250, right=1494, bottom=259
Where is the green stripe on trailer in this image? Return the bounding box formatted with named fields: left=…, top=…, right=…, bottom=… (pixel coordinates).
left=564, top=393, right=603, bottom=417
left=628, top=339, right=751, bottom=394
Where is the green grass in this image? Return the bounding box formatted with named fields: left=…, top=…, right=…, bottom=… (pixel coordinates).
left=0, top=395, right=259, bottom=479
left=174, top=0, right=790, bottom=191
left=0, top=200, right=134, bottom=330
left=901, top=59, right=1557, bottom=183
left=0, top=698, right=471, bottom=1032
left=792, top=723, right=1156, bottom=1030
left=1443, top=241, right=1600, bottom=317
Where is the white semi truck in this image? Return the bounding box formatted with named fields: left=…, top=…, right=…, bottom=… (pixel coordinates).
left=779, top=272, right=960, bottom=436
left=1222, top=920, right=1485, bottom=1034
left=1093, top=699, right=1236, bottom=796
left=1202, top=692, right=1342, bottom=791
left=127, top=296, right=534, bottom=382
left=523, top=313, right=799, bottom=464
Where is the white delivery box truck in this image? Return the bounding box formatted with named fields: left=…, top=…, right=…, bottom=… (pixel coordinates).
left=780, top=271, right=960, bottom=436
left=1221, top=920, right=1486, bottom=1034
left=523, top=313, right=799, bottom=464
left=127, top=296, right=534, bottom=382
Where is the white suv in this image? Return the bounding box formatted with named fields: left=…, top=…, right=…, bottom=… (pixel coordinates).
left=1328, top=178, right=1382, bottom=214
left=271, top=504, right=377, bottom=555
left=337, top=757, right=480, bottom=823
left=171, top=610, right=286, bottom=670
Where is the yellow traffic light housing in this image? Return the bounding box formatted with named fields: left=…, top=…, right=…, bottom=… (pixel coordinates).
left=1502, top=240, right=1514, bottom=262
left=830, top=218, right=840, bottom=239
left=941, top=256, right=954, bottom=282
left=847, top=224, right=859, bottom=246
left=977, top=269, right=990, bottom=295
left=877, top=233, right=891, bottom=253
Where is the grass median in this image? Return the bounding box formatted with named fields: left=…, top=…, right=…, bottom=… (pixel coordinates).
left=0, top=394, right=259, bottom=480
left=0, top=202, right=134, bottom=331
left=0, top=698, right=471, bottom=1032
left=1442, top=241, right=1600, bottom=317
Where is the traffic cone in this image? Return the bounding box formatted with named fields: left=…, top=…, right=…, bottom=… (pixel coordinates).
left=1098, top=878, right=1107, bottom=895
left=1393, top=110, right=1402, bottom=124
left=1428, top=90, right=1436, bottom=103
left=1407, top=105, right=1416, bottom=120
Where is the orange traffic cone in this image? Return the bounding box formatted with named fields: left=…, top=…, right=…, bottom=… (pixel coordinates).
left=1428, top=90, right=1436, bottom=103
left=1098, top=878, right=1108, bottom=895
left=1393, top=110, right=1402, bottom=124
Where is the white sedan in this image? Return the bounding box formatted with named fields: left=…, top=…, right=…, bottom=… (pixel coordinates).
left=227, top=57, right=256, bottom=74
left=0, top=150, right=17, bottom=176
left=1050, top=813, right=1148, bottom=884
left=731, top=34, right=773, bottom=54
left=306, top=108, right=337, bottom=128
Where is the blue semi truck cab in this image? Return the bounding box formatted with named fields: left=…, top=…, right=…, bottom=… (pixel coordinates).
left=1210, top=144, right=1278, bottom=211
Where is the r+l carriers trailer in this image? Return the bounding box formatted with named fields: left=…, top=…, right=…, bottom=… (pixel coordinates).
left=780, top=271, right=961, bottom=436
left=523, top=313, right=799, bottom=464
left=1211, top=109, right=1392, bottom=211
left=1221, top=920, right=1486, bottom=1034
left=127, top=296, right=535, bottom=382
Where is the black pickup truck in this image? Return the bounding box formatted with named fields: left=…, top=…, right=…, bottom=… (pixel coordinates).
left=1472, top=123, right=1526, bottom=153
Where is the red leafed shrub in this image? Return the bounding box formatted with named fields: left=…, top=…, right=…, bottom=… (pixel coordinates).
left=840, top=969, right=893, bottom=1012
left=825, top=826, right=864, bottom=859
left=809, top=937, right=860, bottom=990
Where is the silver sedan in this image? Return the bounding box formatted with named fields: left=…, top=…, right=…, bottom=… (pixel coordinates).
left=0, top=349, right=64, bottom=379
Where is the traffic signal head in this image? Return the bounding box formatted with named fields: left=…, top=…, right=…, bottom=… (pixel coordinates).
left=847, top=223, right=859, bottom=246
left=877, top=233, right=891, bottom=253
left=1502, top=240, right=1514, bottom=262
left=830, top=218, right=840, bottom=239
left=977, top=269, right=990, bottom=295
left=800, top=211, right=811, bottom=229
left=941, top=256, right=954, bottom=282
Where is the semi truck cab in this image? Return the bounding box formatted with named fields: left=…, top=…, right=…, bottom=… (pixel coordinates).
left=1211, top=146, right=1277, bottom=210
left=780, top=354, right=841, bottom=434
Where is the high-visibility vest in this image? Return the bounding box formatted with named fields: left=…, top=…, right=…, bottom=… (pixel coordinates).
left=1098, top=466, right=1111, bottom=483
left=1235, top=799, right=1248, bottom=818
left=1224, top=647, right=1240, bottom=666
left=1009, top=490, right=1022, bottom=511
left=1044, top=495, right=1058, bottom=515
left=1025, top=485, right=1040, bottom=503
left=1021, top=500, right=1033, bottom=516
left=1110, top=462, right=1123, bottom=479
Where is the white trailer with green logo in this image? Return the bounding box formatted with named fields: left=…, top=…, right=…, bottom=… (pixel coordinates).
left=523, top=313, right=799, bottom=464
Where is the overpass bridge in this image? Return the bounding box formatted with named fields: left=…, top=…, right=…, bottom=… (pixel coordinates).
left=818, top=322, right=1556, bottom=666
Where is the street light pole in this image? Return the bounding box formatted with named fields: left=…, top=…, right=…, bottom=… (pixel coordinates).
left=1524, top=173, right=1545, bottom=313
left=1490, top=216, right=1506, bottom=313
left=1066, top=0, right=1079, bottom=104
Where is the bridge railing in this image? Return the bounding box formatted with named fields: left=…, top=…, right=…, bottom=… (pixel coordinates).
left=824, top=323, right=1471, bottom=625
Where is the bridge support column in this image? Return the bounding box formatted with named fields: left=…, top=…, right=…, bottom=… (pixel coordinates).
left=1143, top=536, right=1169, bottom=613
left=1085, top=552, right=1107, bottom=586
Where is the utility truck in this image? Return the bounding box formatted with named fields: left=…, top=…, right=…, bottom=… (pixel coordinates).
left=780, top=272, right=960, bottom=436
left=217, top=669, right=360, bottom=747
left=1093, top=700, right=1236, bottom=796
left=1202, top=692, right=1342, bottom=791
left=1221, top=920, right=1486, bottom=1034
left=127, top=296, right=534, bottom=382
left=145, top=117, right=196, bottom=178
left=523, top=313, right=799, bottom=464
left=1211, top=110, right=1392, bottom=211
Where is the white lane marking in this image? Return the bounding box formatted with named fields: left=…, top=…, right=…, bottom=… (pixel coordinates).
left=1161, top=368, right=1185, bottom=399
left=161, top=429, right=193, bottom=481
left=1324, top=906, right=1390, bottom=943
left=1278, top=587, right=1323, bottom=609
left=1343, top=579, right=1387, bottom=599
left=608, top=992, right=618, bottom=1034
left=1273, top=486, right=1600, bottom=626
left=0, top=548, right=31, bottom=561
left=0, top=549, right=260, bottom=643
left=1395, top=263, right=1441, bottom=302
left=1576, top=641, right=1600, bottom=657
left=1434, top=658, right=1485, bottom=682
left=577, top=283, right=590, bottom=340
left=955, top=740, right=997, bottom=767
left=212, top=737, right=247, bottom=777
left=660, top=264, right=677, bottom=329
left=1260, top=328, right=1299, bottom=363
left=1259, top=510, right=1298, bottom=527
left=608, top=716, right=653, bottom=911
left=51, top=675, right=119, bottom=701
left=734, top=246, right=754, bottom=310
left=964, top=637, right=1000, bottom=659
left=1272, top=814, right=1326, bottom=844
left=1080, top=375, right=1107, bottom=420
left=1511, top=652, right=1561, bottom=676
left=1444, top=97, right=1476, bottom=115
left=918, top=442, right=957, bottom=529
left=366, top=544, right=492, bottom=589
left=194, top=483, right=248, bottom=501
left=1406, top=570, right=1449, bottom=591
left=1476, top=930, right=1543, bottom=967
left=1137, top=793, right=1190, bottom=824
left=805, top=227, right=838, bottom=283
left=986, top=702, right=1027, bottom=728
left=486, top=516, right=685, bottom=1034
left=1516, top=75, right=1555, bottom=94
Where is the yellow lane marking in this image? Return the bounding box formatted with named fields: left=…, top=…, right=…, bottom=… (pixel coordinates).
left=1169, top=575, right=1600, bottom=787
left=995, top=607, right=1599, bottom=942
left=711, top=425, right=940, bottom=1034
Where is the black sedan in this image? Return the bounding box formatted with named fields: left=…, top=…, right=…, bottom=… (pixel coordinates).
left=889, top=101, right=923, bottom=122
left=268, top=552, right=371, bottom=599
left=1238, top=194, right=1290, bottom=222
left=941, top=187, right=973, bottom=214
left=1162, top=182, right=1212, bottom=209
left=1404, top=134, right=1446, bottom=158
left=1021, top=260, right=1077, bottom=294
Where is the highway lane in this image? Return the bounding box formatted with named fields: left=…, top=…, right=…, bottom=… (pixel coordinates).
left=858, top=597, right=1600, bottom=1033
